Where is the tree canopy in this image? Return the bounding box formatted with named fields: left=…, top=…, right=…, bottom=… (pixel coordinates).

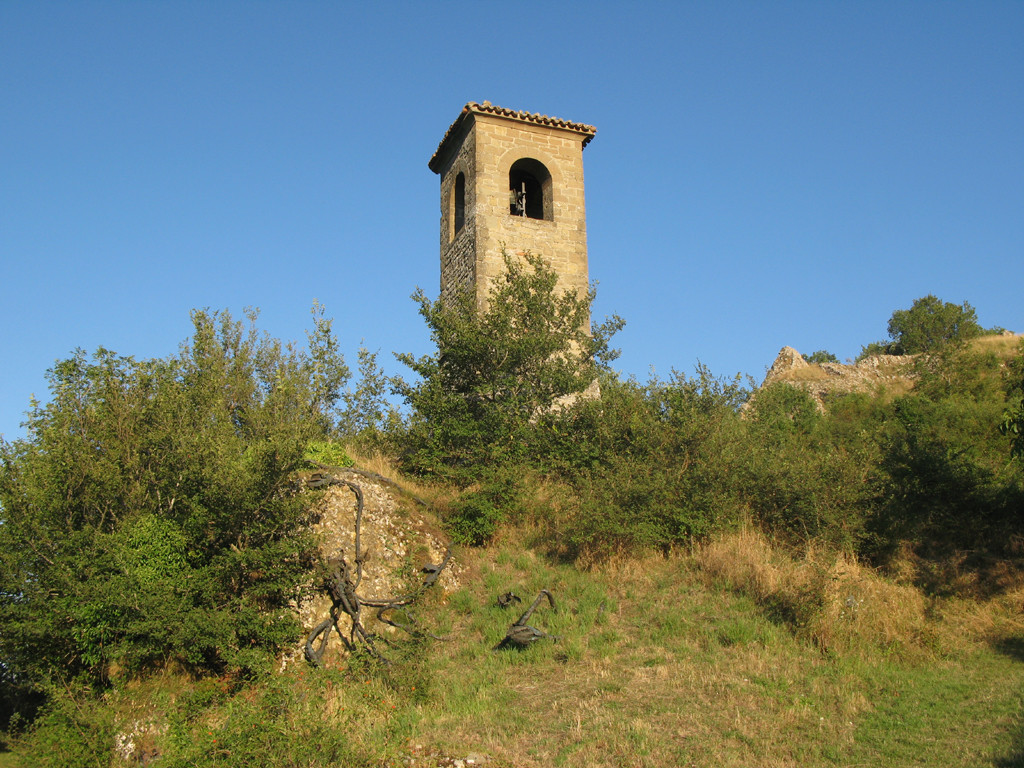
left=886, top=295, right=983, bottom=354
left=393, top=252, right=623, bottom=483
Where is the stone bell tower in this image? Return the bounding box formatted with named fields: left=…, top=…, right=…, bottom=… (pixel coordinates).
left=428, top=101, right=596, bottom=305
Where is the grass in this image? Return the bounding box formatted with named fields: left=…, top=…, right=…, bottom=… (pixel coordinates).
left=781, top=364, right=829, bottom=382
left=345, top=449, right=452, bottom=506
left=971, top=333, right=1022, bottom=358
left=391, top=534, right=1024, bottom=767
left=7, top=529, right=1024, bottom=767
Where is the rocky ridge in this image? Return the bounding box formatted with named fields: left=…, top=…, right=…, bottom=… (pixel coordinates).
left=761, top=346, right=916, bottom=410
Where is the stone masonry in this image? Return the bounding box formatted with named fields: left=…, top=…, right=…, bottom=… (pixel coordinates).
left=429, top=102, right=596, bottom=305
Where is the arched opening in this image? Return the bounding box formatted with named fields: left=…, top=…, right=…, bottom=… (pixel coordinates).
left=453, top=172, right=466, bottom=236
left=509, top=158, right=553, bottom=221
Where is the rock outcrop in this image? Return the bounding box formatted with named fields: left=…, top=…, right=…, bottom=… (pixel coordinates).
left=760, top=346, right=916, bottom=410
left=288, top=469, right=460, bottom=668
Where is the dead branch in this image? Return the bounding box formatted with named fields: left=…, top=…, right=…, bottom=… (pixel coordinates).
left=493, top=589, right=558, bottom=651
left=497, top=591, right=522, bottom=609
left=302, top=473, right=452, bottom=667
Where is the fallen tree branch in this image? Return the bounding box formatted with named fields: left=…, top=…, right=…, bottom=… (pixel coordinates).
left=493, top=589, right=558, bottom=651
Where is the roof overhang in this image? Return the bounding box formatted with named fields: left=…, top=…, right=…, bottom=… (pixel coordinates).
left=428, top=101, right=597, bottom=174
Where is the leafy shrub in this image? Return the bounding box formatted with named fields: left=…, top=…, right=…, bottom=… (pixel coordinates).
left=303, top=440, right=355, bottom=468
left=14, top=681, right=114, bottom=768
left=746, top=381, right=821, bottom=435
left=444, top=473, right=523, bottom=545
left=911, top=345, right=1004, bottom=401
left=856, top=340, right=897, bottom=362
left=1001, top=339, right=1024, bottom=459
left=0, top=309, right=347, bottom=693
left=872, top=394, right=1024, bottom=556
left=738, top=385, right=884, bottom=550
left=802, top=349, right=839, bottom=364
left=552, top=368, right=750, bottom=555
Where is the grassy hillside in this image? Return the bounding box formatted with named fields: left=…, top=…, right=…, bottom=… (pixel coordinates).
left=6, top=519, right=1024, bottom=768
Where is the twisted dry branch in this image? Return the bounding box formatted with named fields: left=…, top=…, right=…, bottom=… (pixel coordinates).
left=303, top=473, right=452, bottom=666
left=493, top=589, right=558, bottom=651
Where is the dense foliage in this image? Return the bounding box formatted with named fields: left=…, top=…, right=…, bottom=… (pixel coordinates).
left=394, top=252, right=623, bottom=485
left=1001, top=346, right=1024, bottom=459
left=802, top=350, right=839, bottom=364
left=859, top=294, right=987, bottom=359
left=388, top=273, right=1023, bottom=562
left=887, top=295, right=984, bottom=354
left=0, top=309, right=349, bottom=704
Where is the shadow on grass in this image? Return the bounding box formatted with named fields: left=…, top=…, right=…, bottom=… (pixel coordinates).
left=995, top=734, right=1024, bottom=768
left=993, top=636, right=1024, bottom=663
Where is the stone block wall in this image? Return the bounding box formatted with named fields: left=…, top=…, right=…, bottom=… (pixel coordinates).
left=433, top=104, right=593, bottom=307
left=470, top=114, right=590, bottom=301
left=438, top=123, right=477, bottom=303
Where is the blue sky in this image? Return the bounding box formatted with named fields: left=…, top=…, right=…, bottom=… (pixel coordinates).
left=2, top=1, right=1022, bottom=440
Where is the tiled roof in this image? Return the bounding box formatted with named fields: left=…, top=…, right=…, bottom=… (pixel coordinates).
left=429, top=101, right=597, bottom=173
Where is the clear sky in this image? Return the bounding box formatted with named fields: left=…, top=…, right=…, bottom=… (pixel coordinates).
left=2, top=1, right=1022, bottom=441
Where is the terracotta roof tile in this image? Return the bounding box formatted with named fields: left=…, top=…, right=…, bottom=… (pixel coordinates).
left=429, top=101, right=596, bottom=173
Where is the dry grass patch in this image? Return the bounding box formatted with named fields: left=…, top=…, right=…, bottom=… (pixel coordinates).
left=874, top=378, right=915, bottom=398
left=778, top=364, right=828, bottom=382
left=344, top=448, right=457, bottom=509
left=695, top=528, right=937, bottom=659
left=970, top=332, right=1022, bottom=357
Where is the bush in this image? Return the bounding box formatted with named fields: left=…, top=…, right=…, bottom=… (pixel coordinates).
left=1001, top=339, right=1024, bottom=459
left=0, top=309, right=347, bottom=693
left=856, top=340, right=896, bottom=362
left=551, top=368, right=750, bottom=555
left=303, top=440, right=355, bottom=468
left=739, top=386, right=882, bottom=550
left=871, top=394, right=1024, bottom=556
left=802, top=350, right=839, bottom=364
left=13, top=681, right=114, bottom=768
left=443, top=473, right=523, bottom=545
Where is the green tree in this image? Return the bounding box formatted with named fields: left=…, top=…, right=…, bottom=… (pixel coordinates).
left=0, top=309, right=347, bottom=695
left=394, top=251, right=623, bottom=483
left=802, top=350, right=839, bottom=365
left=886, top=295, right=983, bottom=354
left=338, top=346, right=402, bottom=451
